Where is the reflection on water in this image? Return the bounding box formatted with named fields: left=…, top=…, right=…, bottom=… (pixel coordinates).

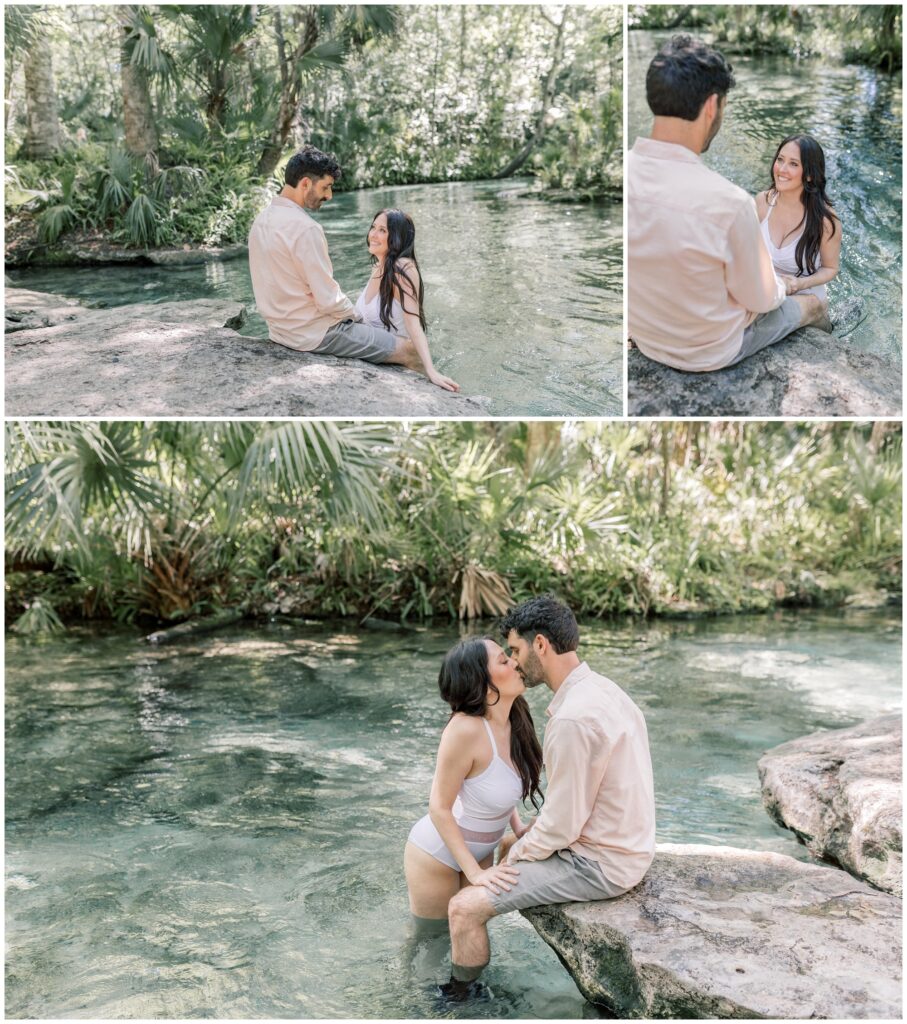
left=5, top=609, right=901, bottom=1018
left=6, top=180, right=621, bottom=416
left=629, top=30, right=903, bottom=368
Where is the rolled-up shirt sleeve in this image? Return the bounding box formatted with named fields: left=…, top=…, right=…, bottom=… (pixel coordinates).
left=725, top=200, right=786, bottom=315
left=290, top=224, right=354, bottom=320
left=508, top=717, right=611, bottom=864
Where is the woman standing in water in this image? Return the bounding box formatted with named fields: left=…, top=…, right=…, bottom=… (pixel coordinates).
left=355, top=209, right=459, bottom=392
left=755, top=134, right=841, bottom=306
left=404, top=637, right=542, bottom=931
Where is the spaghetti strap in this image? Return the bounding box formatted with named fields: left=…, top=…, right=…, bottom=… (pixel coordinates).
left=482, top=717, right=498, bottom=757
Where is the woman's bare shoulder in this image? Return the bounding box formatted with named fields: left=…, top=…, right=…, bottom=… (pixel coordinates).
left=754, top=189, right=771, bottom=217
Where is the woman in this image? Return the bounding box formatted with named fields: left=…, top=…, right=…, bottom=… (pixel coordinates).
left=355, top=209, right=459, bottom=392
left=404, top=637, right=542, bottom=927
left=755, top=134, right=841, bottom=305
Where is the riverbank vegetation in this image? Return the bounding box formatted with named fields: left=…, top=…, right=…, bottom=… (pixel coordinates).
left=630, top=5, right=902, bottom=70
left=5, top=4, right=621, bottom=264
left=5, top=421, right=901, bottom=635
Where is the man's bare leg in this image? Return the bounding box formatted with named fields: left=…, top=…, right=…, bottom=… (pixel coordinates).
left=792, top=293, right=833, bottom=333
left=438, top=885, right=497, bottom=1000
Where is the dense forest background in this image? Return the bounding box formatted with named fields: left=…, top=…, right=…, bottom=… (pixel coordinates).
left=629, top=5, right=902, bottom=69
left=5, top=4, right=621, bottom=256
left=5, top=421, right=901, bottom=634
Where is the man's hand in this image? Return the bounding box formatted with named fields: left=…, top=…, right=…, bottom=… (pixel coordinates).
left=429, top=371, right=460, bottom=392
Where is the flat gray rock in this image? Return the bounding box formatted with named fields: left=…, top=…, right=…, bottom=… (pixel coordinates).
left=5, top=288, right=490, bottom=417
left=522, top=844, right=901, bottom=1019
left=759, top=714, right=902, bottom=895
left=628, top=327, right=901, bottom=416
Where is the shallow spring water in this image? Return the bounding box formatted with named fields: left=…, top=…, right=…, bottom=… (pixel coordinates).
left=5, top=608, right=901, bottom=1018
left=6, top=180, right=621, bottom=417
left=629, top=30, right=903, bottom=375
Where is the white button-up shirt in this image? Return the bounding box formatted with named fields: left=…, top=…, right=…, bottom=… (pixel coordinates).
left=628, top=136, right=786, bottom=371
left=508, top=661, right=656, bottom=892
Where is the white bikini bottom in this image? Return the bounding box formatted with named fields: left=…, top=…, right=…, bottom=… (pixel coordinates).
left=407, top=814, right=505, bottom=872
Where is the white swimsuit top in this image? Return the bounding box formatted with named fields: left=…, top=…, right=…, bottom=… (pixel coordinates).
left=354, top=285, right=408, bottom=338
left=759, top=202, right=826, bottom=301
left=453, top=718, right=523, bottom=833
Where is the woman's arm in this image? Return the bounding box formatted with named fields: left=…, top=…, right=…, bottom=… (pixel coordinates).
left=783, top=214, right=841, bottom=296
left=428, top=717, right=520, bottom=894
left=395, top=264, right=460, bottom=393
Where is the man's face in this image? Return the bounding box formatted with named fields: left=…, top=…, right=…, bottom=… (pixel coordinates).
left=301, top=174, right=335, bottom=211
left=506, top=630, right=548, bottom=688
left=701, top=94, right=726, bottom=153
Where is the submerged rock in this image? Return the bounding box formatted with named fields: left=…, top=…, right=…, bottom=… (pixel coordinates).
left=758, top=714, right=902, bottom=895
left=4, top=287, right=490, bottom=417
left=628, top=326, right=900, bottom=416
left=521, top=844, right=901, bottom=1019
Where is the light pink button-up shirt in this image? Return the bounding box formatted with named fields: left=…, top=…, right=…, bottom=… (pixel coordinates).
left=628, top=136, right=786, bottom=371
left=248, top=196, right=356, bottom=352
left=508, top=662, right=656, bottom=892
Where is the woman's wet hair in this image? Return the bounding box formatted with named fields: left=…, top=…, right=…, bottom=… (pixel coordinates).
left=438, top=637, right=543, bottom=810
left=768, top=134, right=837, bottom=277
left=367, top=209, right=427, bottom=332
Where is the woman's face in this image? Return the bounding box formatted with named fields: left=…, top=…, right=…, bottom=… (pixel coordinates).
left=484, top=640, right=525, bottom=699
left=367, top=213, right=389, bottom=260
left=773, top=142, right=804, bottom=194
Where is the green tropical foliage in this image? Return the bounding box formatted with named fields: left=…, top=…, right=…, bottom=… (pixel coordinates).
left=6, top=421, right=902, bottom=634
left=5, top=5, right=622, bottom=258
left=629, top=5, right=902, bottom=70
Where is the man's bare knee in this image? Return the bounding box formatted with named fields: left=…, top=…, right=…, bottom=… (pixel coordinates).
left=448, top=886, right=494, bottom=926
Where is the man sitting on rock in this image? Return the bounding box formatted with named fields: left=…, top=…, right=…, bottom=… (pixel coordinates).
left=628, top=35, right=831, bottom=372
left=248, top=145, right=440, bottom=381
left=439, top=596, right=656, bottom=1002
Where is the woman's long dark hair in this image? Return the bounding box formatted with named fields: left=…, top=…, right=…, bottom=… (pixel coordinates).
left=438, top=637, right=543, bottom=811
left=767, top=134, right=836, bottom=277
left=367, top=208, right=427, bottom=332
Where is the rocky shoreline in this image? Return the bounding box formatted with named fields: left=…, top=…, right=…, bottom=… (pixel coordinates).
left=521, top=714, right=903, bottom=1019
left=4, top=287, right=490, bottom=417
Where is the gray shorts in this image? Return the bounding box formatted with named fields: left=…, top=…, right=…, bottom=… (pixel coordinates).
left=315, top=319, right=398, bottom=364
left=488, top=849, right=628, bottom=916
left=726, top=297, right=804, bottom=366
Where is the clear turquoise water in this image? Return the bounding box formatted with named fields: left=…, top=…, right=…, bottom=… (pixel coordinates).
left=5, top=608, right=901, bottom=1018
left=629, top=30, right=903, bottom=372
left=6, top=180, right=621, bottom=416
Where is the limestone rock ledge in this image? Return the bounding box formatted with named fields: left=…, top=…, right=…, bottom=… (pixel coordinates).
left=758, top=714, right=902, bottom=896
left=521, top=844, right=901, bottom=1019
left=4, top=288, right=490, bottom=417
left=628, top=328, right=900, bottom=417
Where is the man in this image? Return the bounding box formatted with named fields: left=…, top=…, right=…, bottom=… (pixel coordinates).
left=439, top=595, right=655, bottom=1001
left=628, top=36, right=831, bottom=372
left=248, top=145, right=458, bottom=390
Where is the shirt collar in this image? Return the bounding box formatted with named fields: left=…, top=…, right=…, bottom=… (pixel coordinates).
left=631, top=136, right=703, bottom=165
left=545, top=660, right=592, bottom=718
left=272, top=195, right=309, bottom=215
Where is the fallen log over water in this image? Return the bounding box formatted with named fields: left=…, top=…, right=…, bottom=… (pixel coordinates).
left=144, top=610, right=244, bottom=645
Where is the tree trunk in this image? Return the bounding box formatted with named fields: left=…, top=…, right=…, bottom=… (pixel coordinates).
left=120, top=16, right=159, bottom=157
left=21, top=41, right=63, bottom=159
left=255, top=6, right=319, bottom=179
left=493, top=8, right=568, bottom=179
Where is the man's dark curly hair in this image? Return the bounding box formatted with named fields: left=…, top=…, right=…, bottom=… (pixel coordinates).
left=646, top=34, right=736, bottom=121
left=500, top=595, right=579, bottom=654
left=285, top=145, right=342, bottom=187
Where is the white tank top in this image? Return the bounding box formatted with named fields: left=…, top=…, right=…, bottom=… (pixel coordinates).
left=453, top=719, right=523, bottom=833
left=354, top=285, right=408, bottom=338
left=759, top=202, right=826, bottom=301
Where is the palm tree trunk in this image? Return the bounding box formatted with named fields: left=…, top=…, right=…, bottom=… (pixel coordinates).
left=21, top=41, right=63, bottom=159
left=119, top=12, right=159, bottom=157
